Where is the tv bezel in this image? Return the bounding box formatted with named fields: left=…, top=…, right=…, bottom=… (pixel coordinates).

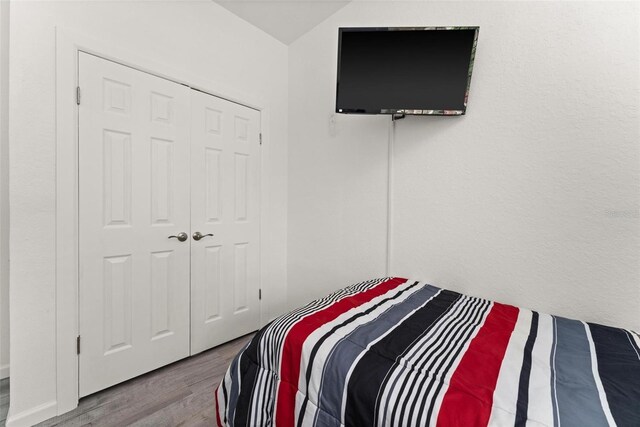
left=335, top=26, right=480, bottom=116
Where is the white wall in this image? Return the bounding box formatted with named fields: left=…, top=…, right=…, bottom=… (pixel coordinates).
left=288, top=1, right=640, bottom=332
left=8, top=1, right=287, bottom=425
left=0, top=0, right=10, bottom=381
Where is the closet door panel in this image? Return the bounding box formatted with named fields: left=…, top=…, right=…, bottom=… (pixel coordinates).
left=190, top=90, right=261, bottom=354
left=78, top=52, right=191, bottom=397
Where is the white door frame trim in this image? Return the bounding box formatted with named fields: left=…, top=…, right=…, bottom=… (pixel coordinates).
left=55, top=26, right=269, bottom=415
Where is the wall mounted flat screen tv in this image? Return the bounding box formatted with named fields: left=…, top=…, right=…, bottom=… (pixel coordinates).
left=336, top=27, right=479, bottom=116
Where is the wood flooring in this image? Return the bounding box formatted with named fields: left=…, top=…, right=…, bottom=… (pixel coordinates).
left=0, top=378, right=8, bottom=426
left=0, top=333, right=253, bottom=427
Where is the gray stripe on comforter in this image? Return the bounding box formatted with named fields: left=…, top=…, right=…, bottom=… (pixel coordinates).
left=314, top=284, right=440, bottom=424
left=553, top=317, right=608, bottom=427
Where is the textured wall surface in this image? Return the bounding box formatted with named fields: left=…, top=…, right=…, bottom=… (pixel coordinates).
left=0, top=0, right=9, bottom=382
left=9, top=1, right=287, bottom=423
left=288, top=1, right=640, bottom=331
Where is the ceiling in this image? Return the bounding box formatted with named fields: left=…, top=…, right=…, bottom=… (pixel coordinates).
left=213, top=0, right=351, bottom=45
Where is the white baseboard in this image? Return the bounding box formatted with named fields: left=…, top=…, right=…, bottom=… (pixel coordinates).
left=5, top=400, right=57, bottom=427
left=0, top=363, right=8, bottom=379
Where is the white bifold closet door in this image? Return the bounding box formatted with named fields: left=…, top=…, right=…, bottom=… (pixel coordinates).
left=189, top=90, right=261, bottom=355
left=78, top=52, right=260, bottom=397
left=78, top=52, right=191, bottom=397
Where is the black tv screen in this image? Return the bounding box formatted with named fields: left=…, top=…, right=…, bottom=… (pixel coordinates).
left=336, top=27, right=479, bottom=116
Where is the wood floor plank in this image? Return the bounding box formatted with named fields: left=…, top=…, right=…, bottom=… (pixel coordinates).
left=33, top=333, right=254, bottom=427
left=0, top=378, right=9, bottom=426
left=131, top=342, right=248, bottom=426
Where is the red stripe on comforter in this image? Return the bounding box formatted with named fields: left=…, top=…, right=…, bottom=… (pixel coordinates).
left=275, top=277, right=408, bottom=427
left=437, top=303, right=519, bottom=427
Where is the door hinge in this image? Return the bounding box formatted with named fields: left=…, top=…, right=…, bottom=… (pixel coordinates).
left=259, top=289, right=262, bottom=300
left=76, top=86, right=81, bottom=105
left=259, top=133, right=262, bottom=146
left=76, top=336, right=81, bottom=355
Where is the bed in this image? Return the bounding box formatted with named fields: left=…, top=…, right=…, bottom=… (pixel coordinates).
left=215, top=277, right=640, bottom=427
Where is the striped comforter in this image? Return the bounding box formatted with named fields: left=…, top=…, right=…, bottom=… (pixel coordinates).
left=215, top=278, right=640, bottom=427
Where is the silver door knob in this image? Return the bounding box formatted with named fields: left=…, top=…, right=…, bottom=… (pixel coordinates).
left=192, top=231, right=214, bottom=241
left=168, top=232, right=188, bottom=242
